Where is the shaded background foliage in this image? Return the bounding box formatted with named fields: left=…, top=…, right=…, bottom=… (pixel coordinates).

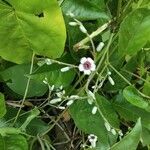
left=0, top=0, right=150, bottom=149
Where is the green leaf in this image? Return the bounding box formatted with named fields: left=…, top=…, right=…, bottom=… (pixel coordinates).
left=0, top=107, right=49, bottom=136
left=0, top=0, right=66, bottom=63
left=119, top=8, right=150, bottom=56
left=70, top=94, right=119, bottom=149
left=1, top=64, right=48, bottom=97
left=70, top=99, right=110, bottom=149
left=110, top=118, right=142, bottom=150
left=113, top=93, right=150, bottom=130
left=0, top=134, right=28, bottom=150
left=141, top=127, right=150, bottom=146
left=96, top=94, right=119, bottom=128
left=31, top=53, right=76, bottom=88
left=143, top=75, right=150, bottom=96
left=123, top=86, right=150, bottom=112
left=62, top=0, right=109, bottom=20
left=0, top=93, right=6, bottom=118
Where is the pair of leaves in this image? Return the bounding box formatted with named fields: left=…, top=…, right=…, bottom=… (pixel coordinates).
left=0, top=0, right=66, bottom=64
left=119, top=8, right=150, bottom=56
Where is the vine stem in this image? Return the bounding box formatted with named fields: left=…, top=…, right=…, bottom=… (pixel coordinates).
left=73, top=21, right=111, bottom=51
left=13, top=53, right=35, bottom=126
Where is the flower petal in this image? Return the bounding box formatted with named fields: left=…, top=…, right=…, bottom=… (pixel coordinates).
left=79, top=64, right=84, bottom=71
left=90, top=64, right=96, bottom=71
left=84, top=70, right=91, bottom=75
left=80, top=57, right=87, bottom=64
left=87, top=57, right=94, bottom=64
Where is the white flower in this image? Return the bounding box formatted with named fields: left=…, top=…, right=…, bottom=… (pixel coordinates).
left=45, top=58, right=52, bottom=65
left=43, top=77, right=48, bottom=84
left=96, top=42, right=104, bottom=52
left=79, top=24, right=87, bottom=34
left=66, top=12, right=75, bottom=17
left=58, top=106, right=66, bottom=110
left=108, top=76, right=115, bottom=85
left=69, top=22, right=78, bottom=26
left=70, top=95, right=79, bottom=99
left=104, top=122, right=111, bottom=131
left=79, top=57, right=96, bottom=75
left=88, top=134, right=98, bottom=148
left=50, top=98, right=62, bottom=104
left=60, top=66, right=70, bottom=72
left=92, top=106, right=98, bottom=114
left=87, top=90, right=96, bottom=100
left=66, top=100, right=74, bottom=106
left=118, top=130, right=123, bottom=136
left=111, top=129, right=117, bottom=135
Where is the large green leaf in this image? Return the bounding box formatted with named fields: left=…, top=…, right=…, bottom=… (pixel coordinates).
left=70, top=94, right=119, bottom=149
left=0, top=134, right=28, bottom=150
left=110, top=118, right=142, bottom=150
left=0, top=0, right=66, bottom=63
left=0, top=64, right=48, bottom=97
left=119, top=8, right=150, bottom=56
left=123, top=86, right=150, bottom=112
left=113, top=93, right=150, bottom=130
left=70, top=99, right=110, bottom=150
left=0, top=93, right=6, bottom=118
left=62, top=0, right=109, bottom=20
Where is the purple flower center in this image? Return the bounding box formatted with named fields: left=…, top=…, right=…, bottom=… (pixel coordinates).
left=83, top=61, right=91, bottom=70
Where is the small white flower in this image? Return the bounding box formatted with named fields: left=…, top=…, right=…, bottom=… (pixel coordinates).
left=69, top=22, right=78, bottom=26
left=70, top=95, right=79, bottom=99
left=96, top=42, right=104, bottom=52
left=87, top=90, right=96, bottom=100
left=104, top=122, right=111, bottom=132
left=59, top=85, right=63, bottom=90
left=61, top=66, right=71, bottom=72
left=111, top=129, right=117, bottom=135
left=79, top=57, right=96, bottom=75
left=88, top=134, right=98, bottom=148
left=108, top=76, right=115, bottom=86
left=50, top=85, right=54, bottom=91
left=37, top=60, right=45, bottom=66
left=50, top=98, right=61, bottom=104
left=79, top=24, right=87, bottom=34
left=58, top=106, right=66, bottom=110
left=43, top=77, right=48, bottom=84
left=45, top=58, right=52, bottom=65
left=92, top=106, right=98, bottom=114
left=107, top=71, right=112, bottom=76
left=66, top=12, right=75, bottom=17
left=118, top=130, right=123, bottom=136
left=66, top=100, right=74, bottom=106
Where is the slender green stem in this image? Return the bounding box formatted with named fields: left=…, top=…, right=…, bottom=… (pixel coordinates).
left=13, top=53, right=35, bottom=126
left=37, top=135, right=46, bottom=150
left=117, top=0, right=122, bottom=22
left=109, top=63, right=131, bottom=85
